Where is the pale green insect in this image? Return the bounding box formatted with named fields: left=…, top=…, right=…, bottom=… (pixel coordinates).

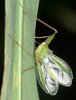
left=35, top=32, right=73, bottom=95
left=10, top=4, right=73, bottom=95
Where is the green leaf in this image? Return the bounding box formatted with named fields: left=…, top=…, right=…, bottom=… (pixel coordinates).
left=1, top=0, right=39, bottom=100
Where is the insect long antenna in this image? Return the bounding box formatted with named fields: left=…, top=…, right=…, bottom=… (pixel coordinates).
left=19, top=3, right=58, bottom=33
left=8, top=34, right=38, bottom=63
left=32, top=34, right=50, bottom=39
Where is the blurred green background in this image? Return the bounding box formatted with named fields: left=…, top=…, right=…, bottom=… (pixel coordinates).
left=0, top=0, right=76, bottom=100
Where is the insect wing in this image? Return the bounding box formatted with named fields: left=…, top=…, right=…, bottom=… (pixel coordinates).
left=43, top=51, right=73, bottom=87
left=35, top=64, right=59, bottom=95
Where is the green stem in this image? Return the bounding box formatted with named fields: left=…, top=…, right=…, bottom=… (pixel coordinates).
left=1, top=0, right=39, bottom=100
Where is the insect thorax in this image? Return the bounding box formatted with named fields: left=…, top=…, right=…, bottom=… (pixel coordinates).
left=35, top=42, right=49, bottom=64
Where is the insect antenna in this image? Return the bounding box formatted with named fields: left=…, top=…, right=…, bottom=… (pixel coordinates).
left=19, top=3, right=58, bottom=33
left=32, top=34, right=50, bottom=39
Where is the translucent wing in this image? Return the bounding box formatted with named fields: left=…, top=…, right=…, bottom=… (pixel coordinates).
left=35, top=64, right=59, bottom=95
left=42, top=51, right=73, bottom=87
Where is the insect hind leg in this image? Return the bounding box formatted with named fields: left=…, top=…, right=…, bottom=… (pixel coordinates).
left=21, top=65, right=38, bottom=74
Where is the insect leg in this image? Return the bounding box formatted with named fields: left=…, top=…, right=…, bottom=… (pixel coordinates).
left=21, top=65, right=38, bottom=74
